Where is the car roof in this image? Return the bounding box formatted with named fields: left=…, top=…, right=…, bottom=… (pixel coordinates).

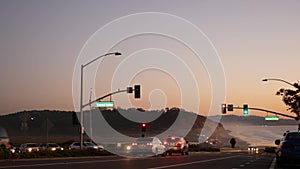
left=136, top=137, right=156, bottom=142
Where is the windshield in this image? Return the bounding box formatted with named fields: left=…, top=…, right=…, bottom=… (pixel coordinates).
left=27, top=143, right=38, bottom=147
left=286, top=133, right=300, bottom=141
left=136, top=138, right=154, bottom=142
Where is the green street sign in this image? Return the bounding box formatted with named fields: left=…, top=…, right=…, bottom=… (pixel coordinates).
left=96, top=101, right=114, bottom=108
left=265, top=116, right=279, bottom=121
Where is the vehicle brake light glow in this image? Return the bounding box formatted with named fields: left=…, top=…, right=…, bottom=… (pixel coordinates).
left=146, top=142, right=153, bottom=146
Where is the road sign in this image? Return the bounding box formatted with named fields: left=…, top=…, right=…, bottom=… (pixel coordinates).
left=96, top=101, right=114, bottom=108
left=265, top=116, right=279, bottom=121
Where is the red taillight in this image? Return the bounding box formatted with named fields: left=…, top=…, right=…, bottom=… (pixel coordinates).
left=163, top=141, right=168, bottom=145
left=132, top=142, right=138, bottom=146
left=146, top=142, right=153, bottom=146
left=176, top=141, right=182, bottom=146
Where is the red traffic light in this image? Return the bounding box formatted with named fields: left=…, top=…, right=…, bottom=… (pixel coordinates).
left=221, top=104, right=227, bottom=114
left=141, top=123, right=147, bottom=132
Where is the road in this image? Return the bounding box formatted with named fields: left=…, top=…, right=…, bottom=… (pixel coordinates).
left=0, top=152, right=294, bottom=169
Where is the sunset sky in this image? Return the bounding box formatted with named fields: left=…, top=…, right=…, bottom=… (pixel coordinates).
left=0, top=0, right=299, bottom=118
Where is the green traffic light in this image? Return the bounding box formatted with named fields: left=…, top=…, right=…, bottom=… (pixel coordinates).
left=243, top=104, right=248, bottom=115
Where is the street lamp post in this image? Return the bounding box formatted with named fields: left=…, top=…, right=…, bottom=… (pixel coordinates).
left=262, top=78, right=300, bottom=89
left=79, top=52, right=122, bottom=150
left=262, top=78, right=300, bottom=121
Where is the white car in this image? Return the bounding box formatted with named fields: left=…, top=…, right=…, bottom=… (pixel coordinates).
left=131, top=137, right=166, bottom=156
left=69, top=142, right=102, bottom=150
left=19, top=143, right=39, bottom=153
left=39, top=143, right=64, bottom=151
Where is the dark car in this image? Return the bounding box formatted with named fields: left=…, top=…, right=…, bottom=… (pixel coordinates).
left=275, top=131, right=300, bottom=167
left=163, top=136, right=189, bottom=156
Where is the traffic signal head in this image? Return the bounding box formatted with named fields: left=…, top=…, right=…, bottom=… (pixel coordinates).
left=127, top=87, right=133, bottom=93
left=141, top=123, right=147, bottom=132
left=243, top=104, right=248, bottom=115
left=221, top=104, right=227, bottom=114
left=134, top=85, right=141, bottom=99
left=227, top=104, right=234, bottom=111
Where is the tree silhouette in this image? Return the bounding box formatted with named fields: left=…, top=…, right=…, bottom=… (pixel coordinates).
left=276, top=82, right=300, bottom=120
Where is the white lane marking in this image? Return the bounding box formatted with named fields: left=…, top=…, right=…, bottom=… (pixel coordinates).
left=269, top=157, right=276, bottom=169
left=147, top=155, right=241, bottom=169
left=240, top=164, right=245, bottom=167
left=0, top=158, right=128, bottom=169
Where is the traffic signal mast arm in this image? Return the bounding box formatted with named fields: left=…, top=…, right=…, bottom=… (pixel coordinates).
left=82, top=89, right=127, bottom=108
left=232, top=106, right=297, bottom=120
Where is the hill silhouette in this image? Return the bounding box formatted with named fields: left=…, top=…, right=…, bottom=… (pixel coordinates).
left=0, top=108, right=248, bottom=148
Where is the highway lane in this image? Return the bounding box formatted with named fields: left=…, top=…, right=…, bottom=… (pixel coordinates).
left=0, top=152, right=275, bottom=169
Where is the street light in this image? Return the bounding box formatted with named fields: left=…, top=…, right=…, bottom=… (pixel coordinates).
left=262, top=78, right=300, bottom=89
left=80, top=52, right=122, bottom=150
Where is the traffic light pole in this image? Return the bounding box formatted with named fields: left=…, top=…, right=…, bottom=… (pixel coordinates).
left=232, top=106, right=298, bottom=120
left=82, top=85, right=140, bottom=108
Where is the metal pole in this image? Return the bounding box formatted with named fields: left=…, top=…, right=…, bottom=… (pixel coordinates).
left=79, top=52, right=121, bottom=150
left=262, top=78, right=298, bottom=89
left=80, top=65, right=84, bottom=150
left=89, top=88, right=93, bottom=141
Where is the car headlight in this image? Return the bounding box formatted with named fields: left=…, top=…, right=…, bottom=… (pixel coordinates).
left=51, top=148, right=56, bottom=151
left=126, top=145, right=131, bottom=151
left=28, top=148, right=32, bottom=152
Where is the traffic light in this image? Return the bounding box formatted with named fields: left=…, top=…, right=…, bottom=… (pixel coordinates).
left=141, top=123, right=147, bottom=132
left=221, top=104, right=226, bottom=114
left=127, top=87, right=133, bottom=93
left=227, top=104, right=234, bottom=111
left=134, top=85, right=141, bottom=99
left=243, top=104, right=248, bottom=115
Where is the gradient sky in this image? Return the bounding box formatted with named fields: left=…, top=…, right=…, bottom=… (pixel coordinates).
left=0, top=0, right=299, bottom=117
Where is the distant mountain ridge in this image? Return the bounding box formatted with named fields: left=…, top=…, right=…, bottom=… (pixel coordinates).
left=0, top=109, right=249, bottom=147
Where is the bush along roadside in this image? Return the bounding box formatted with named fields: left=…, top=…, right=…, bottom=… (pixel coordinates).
left=1, top=149, right=113, bottom=160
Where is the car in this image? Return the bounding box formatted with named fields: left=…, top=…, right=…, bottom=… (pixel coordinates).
left=19, top=143, right=39, bottom=153
left=0, top=126, right=10, bottom=149
left=39, top=143, right=64, bottom=151
left=163, top=136, right=189, bottom=155
left=275, top=131, right=300, bottom=167
left=131, top=137, right=166, bottom=156
left=69, top=141, right=101, bottom=150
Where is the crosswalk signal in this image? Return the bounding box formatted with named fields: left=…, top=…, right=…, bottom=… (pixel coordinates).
left=221, top=104, right=227, bottom=114
left=243, top=104, right=249, bottom=115
left=141, top=123, right=147, bottom=132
